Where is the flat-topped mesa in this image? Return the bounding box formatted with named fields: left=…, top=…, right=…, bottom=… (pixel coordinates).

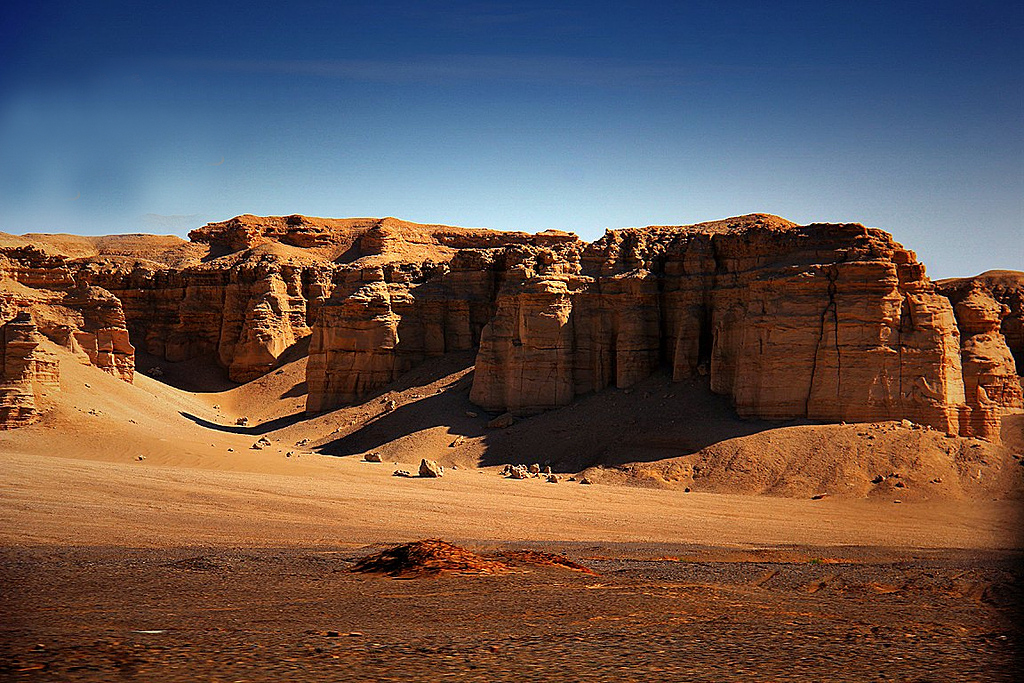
left=469, top=217, right=976, bottom=435
left=0, top=312, right=60, bottom=429
left=6, top=213, right=1018, bottom=441
left=189, top=214, right=381, bottom=255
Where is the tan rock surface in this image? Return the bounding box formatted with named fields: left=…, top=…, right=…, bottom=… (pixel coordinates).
left=937, top=273, right=1024, bottom=441
left=471, top=217, right=972, bottom=435
left=3, top=215, right=1019, bottom=443
left=0, top=312, right=59, bottom=429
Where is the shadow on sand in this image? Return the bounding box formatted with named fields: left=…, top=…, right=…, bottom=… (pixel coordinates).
left=311, top=352, right=783, bottom=473
left=179, top=411, right=306, bottom=435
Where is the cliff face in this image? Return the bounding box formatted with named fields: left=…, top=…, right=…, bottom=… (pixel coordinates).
left=469, top=218, right=969, bottom=435
left=77, top=258, right=329, bottom=382
left=0, top=312, right=59, bottom=429
left=3, top=215, right=1020, bottom=441
left=306, top=251, right=514, bottom=411
left=1, top=246, right=134, bottom=382
left=937, top=272, right=1024, bottom=440
left=300, top=214, right=1015, bottom=441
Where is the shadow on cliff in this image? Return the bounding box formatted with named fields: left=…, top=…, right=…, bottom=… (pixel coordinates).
left=178, top=411, right=306, bottom=435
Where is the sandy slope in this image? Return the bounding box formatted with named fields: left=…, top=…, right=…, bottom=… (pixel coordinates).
left=1, top=346, right=1022, bottom=551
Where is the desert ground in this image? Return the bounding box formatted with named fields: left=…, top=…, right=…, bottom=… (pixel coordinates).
left=1, top=344, right=1022, bottom=680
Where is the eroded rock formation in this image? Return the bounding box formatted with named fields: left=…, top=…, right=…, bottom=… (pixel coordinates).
left=470, top=218, right=970, bottom=436
left=937, top=273, right=1024, bottom=440
left=1, top=245, right=134, bottom=381
left=3, top=215, right=1020, bottom=441
left=0, top=312, right=59, bottom=429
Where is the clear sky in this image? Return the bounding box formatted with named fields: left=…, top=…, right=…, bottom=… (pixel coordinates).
left=1, top=1, right=1020, bottom=278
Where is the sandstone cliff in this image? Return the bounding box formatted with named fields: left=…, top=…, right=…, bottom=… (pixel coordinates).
left=1, top=246, right=134, bottom=382
left=936, top=271, right=1024, bottom=440
left=3, top=215, right=1020, bottom=442
left=299, top=214, right=1016, bottom=441
left=469, top=217, right=970, bottom=436
left=0, top=312, right=59, bottom=429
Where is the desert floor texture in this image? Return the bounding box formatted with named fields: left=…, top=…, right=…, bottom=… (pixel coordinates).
left=2, top=346, right=1022, bottom=681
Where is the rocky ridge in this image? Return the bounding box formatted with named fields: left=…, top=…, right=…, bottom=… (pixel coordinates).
left=0, top=214, right=1020, bottom=440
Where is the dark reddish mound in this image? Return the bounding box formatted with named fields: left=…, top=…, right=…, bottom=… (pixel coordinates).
left=491, top=550, right=598, bottom=574
left=351, top=540, right=597, bottom=578
left=351, top=539, right=514, bottom=577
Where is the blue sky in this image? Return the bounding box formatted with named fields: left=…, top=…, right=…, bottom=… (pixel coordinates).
left=1, top=1, right=1021, bottom=278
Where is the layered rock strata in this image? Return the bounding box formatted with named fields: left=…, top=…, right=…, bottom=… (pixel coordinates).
left=1, top=246, right=134, bottom=381
left=0, top=312, right=59, bottom=429
left=937, top=273, right=1024, bottom=440
left=3, top=215, right=1020, bottom=442
left=470, top=218, right=970, bottom=436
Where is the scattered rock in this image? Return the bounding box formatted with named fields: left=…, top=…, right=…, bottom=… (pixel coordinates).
left=811, top=493, right=828, bottom=500
left=487, top=413, right=516, bottom=429
left=251, top=437, right=272, bottom=450
left=296, top=438, right=309, bottom=446
left=363, top=452, right=383, bottom=463
left=503, top=464, right=529, bottom=480
left=236, top=417, right=249, bottom=426
left=449, top=436, right=465, bottom=448
left=465, top=410, right=478, bottom=418
left=900, top=419, right=913, bottom=429
left=419, top=459, right=443, bottom=478
left=392, top=469, right=413, bottom=477
left=146, top=366, right=165, bottom=377
left=546, top=474, right=559, bottom=483
left=579, top=477, right=592, bottom=485
left=383, top=399, right=397, bottom=412
left=136, top=455, right=145, bottom=461
left=528, top=463, right=541, bottom=474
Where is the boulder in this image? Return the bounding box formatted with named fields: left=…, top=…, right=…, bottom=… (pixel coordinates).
left=487, top=413, right=516, bottom=429
left=419, top=459, right=443, bottom=478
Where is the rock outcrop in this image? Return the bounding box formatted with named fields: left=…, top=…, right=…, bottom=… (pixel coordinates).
left=0, top=312, right=59, bottom=429
left=937, top=273, right=1024, bottom=441
left=301, top=214, right=1016, bottom=440
left=470, top=218, right=969, bottom=435
left=3, top=214, right=1020, bottom=441
left=1, top=246, right=134, bottom=381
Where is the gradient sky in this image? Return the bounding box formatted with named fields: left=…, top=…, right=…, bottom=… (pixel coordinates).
left=1, top=1, right=1020, bottom=278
